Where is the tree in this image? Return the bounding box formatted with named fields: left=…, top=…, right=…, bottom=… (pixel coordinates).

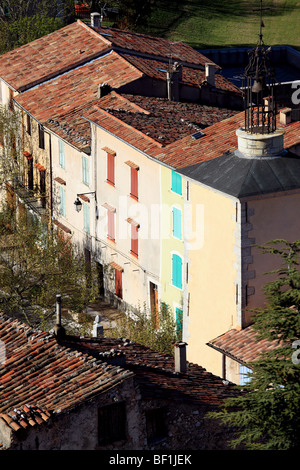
left=210, top=239, right=300, bottom=450
left=0, top=105, right=23, bottom=188
left=111, top=301, right=177, bottom=355
left=0, top=206, right=98, bottom=333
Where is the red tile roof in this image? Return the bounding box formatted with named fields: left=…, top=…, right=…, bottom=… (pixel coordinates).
left=15, top=51, right=143, bottom=124
left=207, top=326, right=281, bottom=365
left=155, top=112, right=300, bottom=169
left=0, top=317, right=133, bottom=417
left=0, top=21, right=111, bottom=92
left=119, top=53, right=241, bottom=95
left=92, top=25, right=216, bottom=68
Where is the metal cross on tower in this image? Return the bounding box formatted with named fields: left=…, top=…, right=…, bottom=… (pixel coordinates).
left=243, top=0, right=277, bottom=134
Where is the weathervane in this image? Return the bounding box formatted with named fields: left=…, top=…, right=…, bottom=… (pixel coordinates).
left=243, top=0, right=276, bottom=134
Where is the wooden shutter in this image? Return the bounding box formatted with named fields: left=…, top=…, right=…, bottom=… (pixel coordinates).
left=59, top=185, right=66, bottom=217
left=107, top=209, right=115, bottom=241
left=107, top=152, right=115, bottom=185
left=83, top=203, right=90, bottom=234
left=115, top=269, right=123, bottom=298
left=171, top=170, right=182, bottom=195
left=130, top=167, right=138, bottom=200
left=172, top=207, right=182, bottom=239
left=172, top=254, right=182, bottom=289
left=131, top=224, right=138, bottom=257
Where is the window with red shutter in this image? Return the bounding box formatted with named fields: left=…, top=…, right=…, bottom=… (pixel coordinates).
left=107, top=152, right=115, bottom=186
left=130, top=167, right=138, bottom=200
left=115, top=269, right=123, bottom=298
left=107, top=209, right=115, bottom=241
left=131, top=224, right=138, bottom=258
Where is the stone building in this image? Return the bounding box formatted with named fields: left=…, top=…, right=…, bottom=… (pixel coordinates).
left=0, top=314, right=239, bottom=450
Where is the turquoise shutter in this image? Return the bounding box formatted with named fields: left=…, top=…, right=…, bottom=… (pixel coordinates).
left=171, top=170, right=182, bottom=195
left=82, top=156, right=89, bottom=185
left=83, top=203, right=90, bottom=234
left=59, top=140, right=65, bottom=168
left=176, top=308, right=183, bottom=341
left=59, top=186, right=66, bottom=217
left=172, top=207, right=182, bottom=239
left=172, top=254, right=182, bottom=289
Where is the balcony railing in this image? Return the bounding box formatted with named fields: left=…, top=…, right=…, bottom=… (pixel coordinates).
left=13, top=180, right=48, bottom=218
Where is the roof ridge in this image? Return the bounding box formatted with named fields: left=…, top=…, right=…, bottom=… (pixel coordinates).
left=77, top=19, right=112, bottom=46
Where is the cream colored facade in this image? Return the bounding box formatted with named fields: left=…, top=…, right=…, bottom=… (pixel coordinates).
left=90, top=124, right=162, bottom=314
left=184, top=181, right=238, bottom=377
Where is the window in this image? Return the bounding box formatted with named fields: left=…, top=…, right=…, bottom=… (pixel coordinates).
left=146, top=408, right=167, bottom=444
left=82, top=155, right=89, bottom=185
left=176, top=307, right=183, bottom=341
left=38, top=125, right=45, bottom=149
left=172, top=207, right=182, bottom=240
left=107, top=209, right=115, bottom=241
left=59, top=185, right=66, bottom=217
left=130, top=224, right=139, bottom=258
left=40, top=169, right=46, bottom=209
left=107, top=151, right=115, bottom=186
left=171, top=170, right=182, bottom=195
left=83, top=203, right=90, bottom=234
left=115, top=268, right=123, bottom=299
left=98, top=402, right=126, bottom=445
left=172, top=253, right=182, bottom=289
left=26, top=114, right=31, bottom=135
left=9, top=88, right=14, bottom=111
left=130, top=167, right=138, bottom=200
left=59, top=140, right=65, bottom=169
left=240, top=365, right=252, bottom=385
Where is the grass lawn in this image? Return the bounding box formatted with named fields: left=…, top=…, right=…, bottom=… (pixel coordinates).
left=137, top=0, right=300, bottom=49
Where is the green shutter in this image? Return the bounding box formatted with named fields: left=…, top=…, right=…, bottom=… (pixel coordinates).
left=172, top=254, right=182, bottom=289
left=171, top=171, right=182, bottom=195
left=59, top=140, right=65, bottom=169
left=82, top=156, right=89, bottom=185
left=59, top=186, right=66, bottom=217
left=172, top=207, right=182, bottom=239
left=83, top=203, right=90, bottom=234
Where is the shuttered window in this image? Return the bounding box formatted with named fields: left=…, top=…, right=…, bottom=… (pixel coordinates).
left=171, top=170, right=182, bottom=195
left=83, top=203, right=90, bottom=234
left=115, top=269, right=123, bottom=299
left=59, top=185, right=66, bottom=217
left=172, top=207, right=182, bottom=240
left=176, top=307, right=183, bottom=341
left=59, top=140, right=65, bottom=169
left=107, top=209, right=115, bottom=241
left=172, top=253, right=182, bottom=289
left=131, top=224, right=138, bottom=258
left=82, top=155, right=89, bottom=185
left=107, top=152, right=115, bottom=186
left=38, top=125, right=45, bottom=149
left=130, top=167, right=138, bottom=200
left=98, top=402, right=126, bottom=444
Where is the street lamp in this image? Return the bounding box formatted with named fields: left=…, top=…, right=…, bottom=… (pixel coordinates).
left=74, top=192, right=96, bottom=212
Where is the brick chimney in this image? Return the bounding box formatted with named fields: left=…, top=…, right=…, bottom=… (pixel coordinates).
left=174, top=341, right=187, bottom=373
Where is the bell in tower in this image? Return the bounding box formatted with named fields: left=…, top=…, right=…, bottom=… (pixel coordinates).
left=243, top=0, right=276, bottom=134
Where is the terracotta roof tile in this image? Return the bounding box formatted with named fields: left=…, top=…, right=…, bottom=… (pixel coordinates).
left=0, top=317, right=133, bottom=416
left=207, top=326, right=281, bottom=365
left=0, top=21, right=110, bottom=92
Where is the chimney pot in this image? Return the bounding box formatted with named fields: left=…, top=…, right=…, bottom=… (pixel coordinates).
left=54, top=294, right=65, bottom=339
left=280, top=107, right=292, bottom=125
left=174, top=341, right=187, bottom=373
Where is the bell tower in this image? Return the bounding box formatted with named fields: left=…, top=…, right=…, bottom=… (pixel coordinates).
left=237, top=0, right=285, bottom=157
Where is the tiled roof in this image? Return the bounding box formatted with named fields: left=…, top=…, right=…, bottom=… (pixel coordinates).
left=83, top=92, right=239, bottom=151
left=207, top=326, right=281, bottom=365
left=155, top=112, right=300, bottom=169
left=0, top=21, right=110, bottom=92
left=0, top=317, right=133, bottom=418
left=119, top=53, right=241, bottom=94
left=15, top=51, right=143, bottom=124
left=92, top=25, right=215, bottom=68
left=59, top=335, right=238, bottom=406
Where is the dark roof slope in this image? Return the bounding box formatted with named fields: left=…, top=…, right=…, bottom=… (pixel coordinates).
left=178, top=150, right=300, bottom=198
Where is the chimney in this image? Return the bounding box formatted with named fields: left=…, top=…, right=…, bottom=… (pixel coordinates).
left=97, top=82, right=111, bottom=99
left=280, top=107, right=292, bottom=125
left=91, top=12, right=101, bottom=28
left=92, top=314, right=104, bottom=338
left=205, top=63, right=216, bottom=87
left=174, top=341, right=187, bottom=373
left=167, top=62, right=182, bottom=101
left=53, top=294, right=66, bottom=339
